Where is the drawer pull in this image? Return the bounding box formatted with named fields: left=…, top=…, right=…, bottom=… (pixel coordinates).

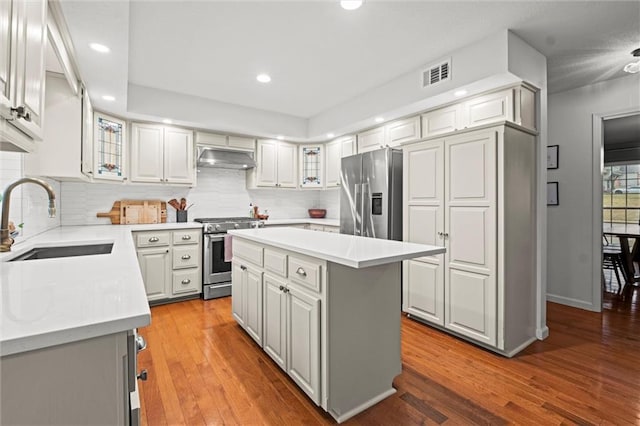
left=296, top=267, right=307, bottom=277
left=181, top=254, right=191, bottom=260
left=182, top=235, right=192, bottom=240
left=148, top=237, right=159, bottom=242
left=181, top=279, right=191, bottom=285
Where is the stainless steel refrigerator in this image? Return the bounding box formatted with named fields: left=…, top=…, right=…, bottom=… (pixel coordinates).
left=339, top=147, right=403, bottom=240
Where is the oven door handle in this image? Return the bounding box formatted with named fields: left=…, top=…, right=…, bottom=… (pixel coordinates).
left=205, top=234, right=225, bottom=243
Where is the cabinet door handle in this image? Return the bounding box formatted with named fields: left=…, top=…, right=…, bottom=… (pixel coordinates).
left=181, top=254, right=191, bottom=260
left=182, top=235, right=192, bottom=240
left=181, top=279, right=191, bottom=285
left=279, top=285, right=285, bottom=291
left=11, top=105, right=31, bottom=122
left=284, top=288, right=290, bottom=293
left=443, top=232, right=449, bottom=238
left=240, top=265, right=247, bottom=271
left=148, top=237, right=159, bottom=242
left=437, top=232, right=443, bottom=237
left=296, top=267, right=307, bottom=277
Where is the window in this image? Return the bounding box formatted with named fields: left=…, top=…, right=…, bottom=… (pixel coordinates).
left=603, top=164, right=640, bottom=225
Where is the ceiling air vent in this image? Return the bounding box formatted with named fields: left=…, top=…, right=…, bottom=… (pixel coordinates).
left=422, top=58, right=451, bottom=88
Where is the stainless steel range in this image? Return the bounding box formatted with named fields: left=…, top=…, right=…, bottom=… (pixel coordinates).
left=195, top=217, right=263, bottom=300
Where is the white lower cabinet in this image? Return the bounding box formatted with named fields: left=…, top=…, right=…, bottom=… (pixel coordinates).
left=402, top=123, right=537, bottom=356
left=133, top=228, right=202, bottom=304
left=233, top=241, right=322, bottom=406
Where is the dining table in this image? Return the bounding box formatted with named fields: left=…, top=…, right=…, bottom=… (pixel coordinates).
left=603, top=223, right=640, bottom=290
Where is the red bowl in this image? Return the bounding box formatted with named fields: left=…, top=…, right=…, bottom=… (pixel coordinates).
left=308, top=209, right=327, bottom=218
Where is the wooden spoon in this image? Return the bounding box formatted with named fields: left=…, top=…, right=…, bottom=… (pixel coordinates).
left=168, top=199, right=180, bottom=210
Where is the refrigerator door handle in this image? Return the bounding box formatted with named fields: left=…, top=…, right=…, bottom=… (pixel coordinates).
left=361, top=182, right=371, bottom=238
left=354, top=183, right=362, bottom=235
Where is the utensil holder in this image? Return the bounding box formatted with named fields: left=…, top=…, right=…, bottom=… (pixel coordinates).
left=176, top=210, right=188, bottom=223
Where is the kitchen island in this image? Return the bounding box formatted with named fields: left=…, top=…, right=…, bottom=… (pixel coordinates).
left=228, top=227, right=445, bottom=423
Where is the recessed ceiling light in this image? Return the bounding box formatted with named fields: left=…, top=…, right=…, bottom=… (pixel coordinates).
left=375, top=117, right=384, bottom=123
left=327, top=133, right=335, bottom=138
left=623, top=61, right=640, bottom=74
left=102, top=95, right=115, bottom=101
left=162, top=119, right=172, bottom=124
left=277, top=135, right=284, bottom=140
left=89, top=43, right=110, bottom=53
left=341, top=0, right=363, bottom=10
left=454, top=89, right=467, bottom=97
left=256, top=73, right=271, bottom=83
left=242, top=164, right=248, bottom=168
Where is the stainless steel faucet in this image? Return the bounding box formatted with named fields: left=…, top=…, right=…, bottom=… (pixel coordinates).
left=1, top=178, right=56, bottom=252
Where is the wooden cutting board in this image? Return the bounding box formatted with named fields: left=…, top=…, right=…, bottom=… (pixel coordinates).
left=97, top=200, right=167, bottom=224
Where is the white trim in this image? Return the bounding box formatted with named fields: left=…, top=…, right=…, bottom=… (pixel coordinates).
left=536, top=326, right=549, bottom=340
left=546, top=293, right=599, bottom=312
left=591, top=107, right=640, bottom=313
left=330, top=388, right=396, bottom=424
left=505, top=336, right=538, bottom=357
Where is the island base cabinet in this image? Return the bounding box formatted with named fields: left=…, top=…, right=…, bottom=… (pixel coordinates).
left=263, top=273, right=321, bottom=404
left=232, top=261, right=263, bottom=346
left=287, top=284, right=321, bottom=405
left=1, top=332, right=131, bottom=426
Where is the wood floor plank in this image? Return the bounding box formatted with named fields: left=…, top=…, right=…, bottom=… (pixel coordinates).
left=137, top=296, right=640, bottom=425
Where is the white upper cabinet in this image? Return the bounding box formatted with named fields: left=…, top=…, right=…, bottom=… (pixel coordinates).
left=94, top=112, right=127, bottom=181
left=422, top=85, right=537, bottom=138
left=357, top=127, right=385, bottom=153
left=299, top=144, right=323, bottom=188
left=325, top=135, right=354, bottom=187
left=421, top=104, right=463, bottom=137
left=385, top=116, right=421, bottom=147
left=255, top=139, right=297, bottom=188
left=131, top=123, right=194, bottom=185
left=0, top=0, right=47, bottom=152
left=195, top=131, right=255, bottom=152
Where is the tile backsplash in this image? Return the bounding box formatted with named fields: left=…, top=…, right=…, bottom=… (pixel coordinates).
left=61, top=167, right=340, bottom=225
left=0, top=152, right=61, bottom=241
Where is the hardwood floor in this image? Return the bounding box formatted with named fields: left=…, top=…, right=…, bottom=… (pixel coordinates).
left=138, top=296, right=640, bottom=425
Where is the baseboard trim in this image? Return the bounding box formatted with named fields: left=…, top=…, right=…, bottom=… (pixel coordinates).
left=536, top=325, right=549, bottom=340
left=546, top=294, right=599, bottom=312
left=330, top=388, right=396, bottom=424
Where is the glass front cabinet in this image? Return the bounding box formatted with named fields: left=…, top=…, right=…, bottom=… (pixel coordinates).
left=94, top=112, right=126, bottom=181
left=300, top=145, right=323, bottom=188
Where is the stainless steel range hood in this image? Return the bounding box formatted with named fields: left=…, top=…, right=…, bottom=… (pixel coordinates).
left=197, top=146, right=256, bottom=169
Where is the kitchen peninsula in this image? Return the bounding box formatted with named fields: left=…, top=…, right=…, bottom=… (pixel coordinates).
left=228, top=227, right=445, bottom=422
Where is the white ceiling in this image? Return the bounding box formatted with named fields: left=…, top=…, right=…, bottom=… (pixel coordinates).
left=59, top=1, right=640, bottom=136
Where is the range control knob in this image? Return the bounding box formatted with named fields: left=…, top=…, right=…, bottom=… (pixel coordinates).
left=215, top=224, right=222, bottom=231
left=234, top=223, right=240, bottom=229
left=205, top=224, right=214, bottom=233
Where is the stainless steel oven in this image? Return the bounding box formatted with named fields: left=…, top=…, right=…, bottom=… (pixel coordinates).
left=195, top=217, right=263, bottom=299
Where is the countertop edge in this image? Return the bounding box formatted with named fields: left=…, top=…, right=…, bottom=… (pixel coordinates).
left=1, top=313, right=151, bottom=357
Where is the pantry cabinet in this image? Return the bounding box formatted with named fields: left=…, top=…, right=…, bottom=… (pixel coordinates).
left=0, top=0, right=47, bottom=152
left=255, top=139, right=297, bottom=188
left=134, top=228, right=202, bottom=303
left=130, top=123, right=194, bottom=185
left=402, top=122, right=537, bottom=356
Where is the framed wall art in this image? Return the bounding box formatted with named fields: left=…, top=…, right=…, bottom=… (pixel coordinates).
left=547, top=182, right=559, bottom=206
left=547, top=145, right=559, bottom=169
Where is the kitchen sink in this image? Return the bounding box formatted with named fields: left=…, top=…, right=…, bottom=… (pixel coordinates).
left=8, top=243, right=114, bottom=262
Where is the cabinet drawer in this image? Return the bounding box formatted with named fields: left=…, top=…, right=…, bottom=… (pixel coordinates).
left=172, top=229, right=200, bottom=245
left=264, top=248, right=288, bottom=277
left=233, top=239, right=263, bottom=266
left=172, top=246, right=199, bottom=269
left=172, top=269, right=200, bottom=294
left=135, top=231, right=170, bottom=248
left=288, top=256, right=321, bottom=292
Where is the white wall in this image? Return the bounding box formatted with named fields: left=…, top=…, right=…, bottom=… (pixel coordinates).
left=0, top=152, right=61, bottom=242
left=60, top=167, right=340, bottom=225
left=547, top=74, right=640, bottom=310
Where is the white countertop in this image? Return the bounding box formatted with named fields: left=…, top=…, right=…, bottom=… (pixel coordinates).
left=0, top=222, right=202, bottom=357
left=263, top=218, right=340, bottom=227
left=228, top=228, right=445, bottom=268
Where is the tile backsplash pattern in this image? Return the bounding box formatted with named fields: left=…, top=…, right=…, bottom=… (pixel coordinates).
left=0, top=152, right=61, bottom=241
left=61, top=167, right=340, bottom=225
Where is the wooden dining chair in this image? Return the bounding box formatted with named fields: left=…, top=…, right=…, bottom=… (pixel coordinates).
left=603, top=235, right=626, bottom=294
